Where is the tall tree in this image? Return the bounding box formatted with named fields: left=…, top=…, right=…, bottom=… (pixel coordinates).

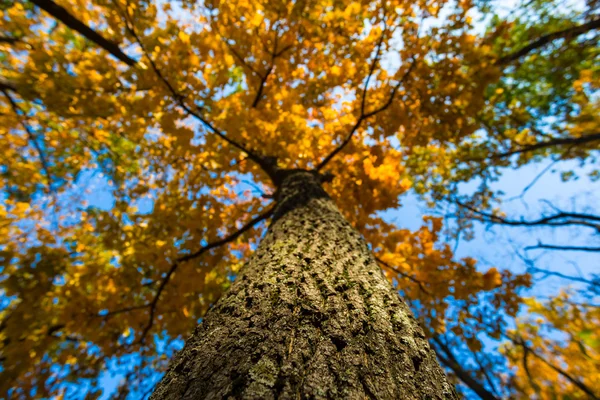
left=0, top=0, right=597, bottom=398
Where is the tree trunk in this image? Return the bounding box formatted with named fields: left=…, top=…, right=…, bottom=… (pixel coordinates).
left=151, top=170, right=458, bottom=399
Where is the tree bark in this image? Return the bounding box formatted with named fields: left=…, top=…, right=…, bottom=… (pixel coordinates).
left=151, top=170, right=457, bottom=399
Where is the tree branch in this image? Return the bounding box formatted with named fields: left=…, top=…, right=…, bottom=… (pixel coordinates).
left=453, top=200, right=600, bottom=233
left=507, top=333, right=600, bottom=399
left=212, top=13, right=292, bottom=110
left=505, top=146, right=573, bottom=202
left=0, top=77, right=18, bottom=93
left=2, top=88, right=54, bottom=192
left=375, top=256, right=432, bottom=295
left=251, top=43, right=293, bottom=108
left=100, top=304, right=151, bottom=319
left=497, top=18, right=600, bottom=65
left=29, top=0, right=138, bottom=66
left=524, top=243, right=600, bottom=252
left=315, top=56, right=415, bottom=171
left=527, top=266, right=600, bottom=288
left=432, top=336, right=500, bottom=400
left=224, top=41, right=263, bottom=78
left=114, top=5, right=279, bottom=181
left=0, top=35, right=21, bottom=45
left=487, top=133, right=600, bottom=160
left=136, top=207, right=274, bottom=344
left=361, top=31, right=387, bottom=116
left=473, top=351, right=502, bottom=398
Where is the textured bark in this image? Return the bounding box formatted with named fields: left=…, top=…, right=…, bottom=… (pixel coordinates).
left=151, top=170, right=458, bottom=399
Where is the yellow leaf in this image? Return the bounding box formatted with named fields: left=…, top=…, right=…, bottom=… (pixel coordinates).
left=483, top=267, right=502, bottom=290
left=14, top=202, right=30, bottom=214
left=66, top=355, right=78, bottom=365
left=178, top=31, right=190, bottom=43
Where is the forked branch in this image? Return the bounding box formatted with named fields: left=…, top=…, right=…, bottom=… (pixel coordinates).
left=431, top=336, right=500, bottom=400
left=315, top=56, right=415, bottom=171
left=115, top=3, right=278, bottom=180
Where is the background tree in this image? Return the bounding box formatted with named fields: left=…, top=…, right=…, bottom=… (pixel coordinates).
left=0, top=0, right=597, bottom=398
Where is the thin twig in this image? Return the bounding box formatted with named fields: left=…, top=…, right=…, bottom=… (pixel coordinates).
left=375, top=256, right=432, bottom=295
left=505, top=151, right=569, bottom=202
left=524, top=243, right=600, bottom=252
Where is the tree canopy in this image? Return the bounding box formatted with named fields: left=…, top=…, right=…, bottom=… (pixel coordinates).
left=1, top=0, right=598, bottom=398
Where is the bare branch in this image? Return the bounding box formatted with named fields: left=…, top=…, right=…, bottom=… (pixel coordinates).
left=29, top=0, right=138, bottom=66
left=505, top=146, right=573, bottom=202
left=432, top=336, right=500, bottom=400
left=524, top=243, right=600, bottom=252
left=528, top=266, right=600, bottom=288
left=473, top=351, right=503, bottom=398
left=453, top=200, right=600, bottom=233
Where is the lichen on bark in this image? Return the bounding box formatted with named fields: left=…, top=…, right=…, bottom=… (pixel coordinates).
left=151, top=170, right=458, bottom=399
